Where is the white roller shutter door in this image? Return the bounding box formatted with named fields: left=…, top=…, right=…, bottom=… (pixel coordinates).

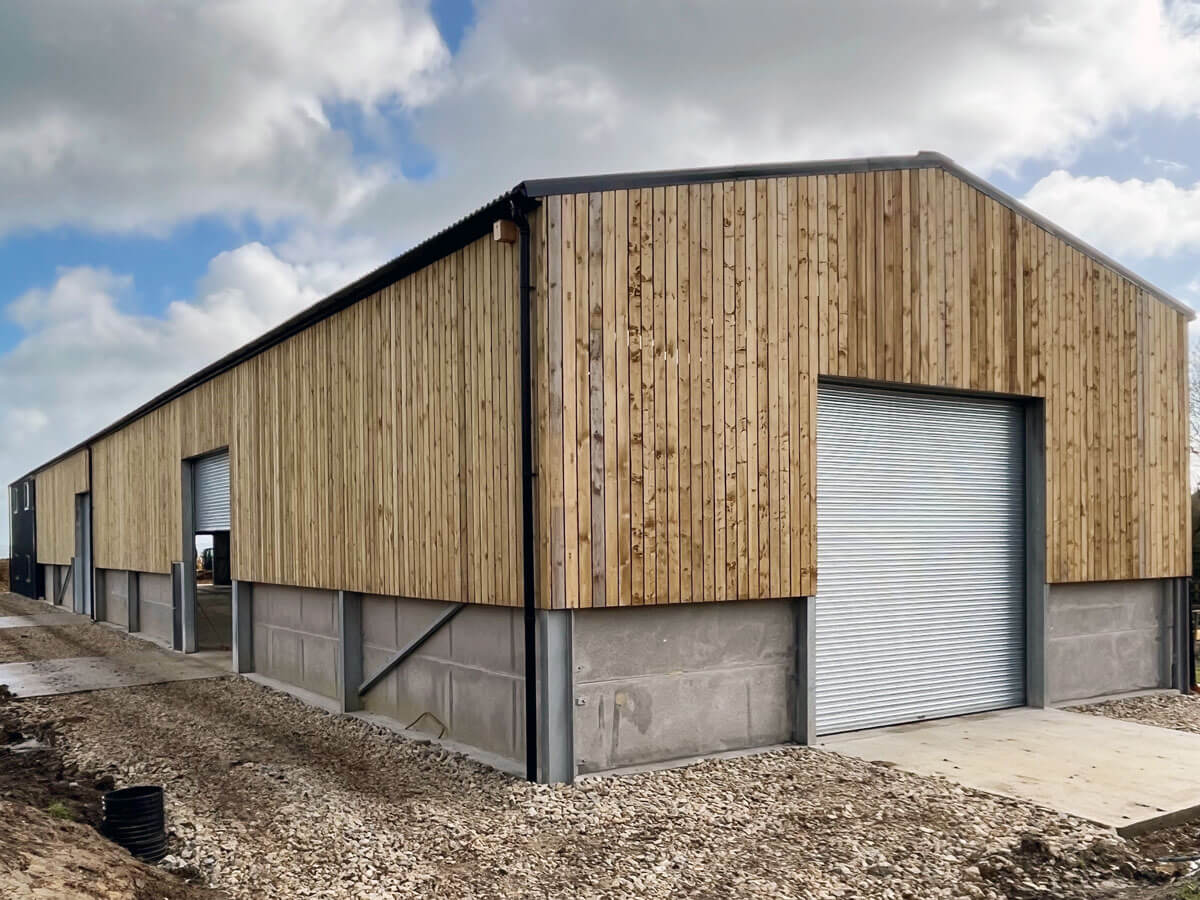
left=194, top=451, right=231, bottom=532
left=815, top=384, right=1025, bottom=735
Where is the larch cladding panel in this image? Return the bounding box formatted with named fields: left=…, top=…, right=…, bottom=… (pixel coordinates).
left=535, top=167, right=1190, bottom=608
left=92, top=371, right=234, bottom=574
left=34, top=449, right=89, bottom=565
left=231, top=234, right=521, bottom=603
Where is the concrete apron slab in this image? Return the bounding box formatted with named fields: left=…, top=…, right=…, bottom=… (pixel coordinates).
left=0, top=613, right=85, bottom=629
left=821, top=707, right=1200, bottom=836
left=0, top=654, right=224, bottom=698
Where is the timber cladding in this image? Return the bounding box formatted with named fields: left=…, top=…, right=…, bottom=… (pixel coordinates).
left=34, top=449, right=89, bottom=565
left=28, top=158, right=1191, bottom=609
left=230, top=234, right=521, bottom=602
left=91, top=371, right=234, bottom=574
left=532, top=167, right=1190, bottom=608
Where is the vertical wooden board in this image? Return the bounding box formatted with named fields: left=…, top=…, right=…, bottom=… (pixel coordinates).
left=560, top=195, right=579, bottom=607
left=725, top=179, right=741, bottom=599
left=614, top=191, right=632, bottom=607
left=735, top=179, right=750, bottom=599
left=817, top=175, right=830, bottom=375
left=575, top=195, right=594, bottom=608
left=745, top=179, right=762, bottom=596
left=688, top=184, right=706, bottom=601
left=602, top=192, right=619, bottom=607
left=676, top=185, right=693, bottom=602
left=640, top=187, right=657, bottom=604
left=766, top=177, right=782, bottom=596
left=900, top=169, right=913, bottom=382
left=863, top=172, right=877, bottom=381
left=806, top=175, right=820, bottom=592
left=782, top=180, right=792, bottom=595
left=628, top=189, right=646, bottom=606
left=881, top=171, right=897, bottom=381
left=700, top=183, right=718, bottom=602
left=652, top=186, right=668, bottom=604
left=584, top=192, right=605, bottom=608
left=916, top=168, right=936, bottom=386
left=755, top=178, right=771, bottom=595
left=665, top=185, right=681, bottom=604
left=837, top=174, right=850, bottom=377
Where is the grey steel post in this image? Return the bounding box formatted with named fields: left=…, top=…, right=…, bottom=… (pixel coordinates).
left=127, top=570, right=140, bottom=633
left=1024, top=402, right=1048, bottom=708
left=179, top=460, right=197, bottom=653
left=1175, top=578, right=1192, bottom=695
left=338, top=591, right=363, bottom=713
left=792, top=596, right=817, bottom=745
left=536, top=609, right=574, bottom=784
left=93, top=569, right=106, bottom=624
left=232, top=581, right=254, bottom=674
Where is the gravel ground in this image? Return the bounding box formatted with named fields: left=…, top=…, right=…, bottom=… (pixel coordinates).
left=1, top=590, right=1198, bottom=899
left=1079, top=692, right=1200, bottom=734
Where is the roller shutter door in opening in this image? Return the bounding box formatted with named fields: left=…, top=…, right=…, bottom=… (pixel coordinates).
left=815, top=385, right=1025, bottom=735
left=194, top=451, right=231, bottom=532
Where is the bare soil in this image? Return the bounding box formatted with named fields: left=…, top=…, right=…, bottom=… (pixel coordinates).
left=0, top=691, right=223, bottom=899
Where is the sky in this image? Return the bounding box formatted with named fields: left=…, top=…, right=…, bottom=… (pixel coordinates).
left=4, top=0, right=1200, bottom=553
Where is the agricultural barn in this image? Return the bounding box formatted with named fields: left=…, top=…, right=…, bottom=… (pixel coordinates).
left=8, top=152, right=1193, bottom=782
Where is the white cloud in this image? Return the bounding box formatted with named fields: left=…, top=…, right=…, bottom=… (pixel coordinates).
left=0, top=246, right=353, bottom=519
left=1023, top=170, right=1200, bottom=259
left=0, top=0, right=448, bottom=235
left=8, top=0, right=1200, bottom=549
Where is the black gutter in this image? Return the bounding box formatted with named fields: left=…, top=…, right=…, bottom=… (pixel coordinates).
left=510, top=195, right=539, bottom=783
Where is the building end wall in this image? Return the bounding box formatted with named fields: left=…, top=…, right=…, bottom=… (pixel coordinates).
left=361, top=596, right=525, bottom=766
left=572, top=599, right=794, bottom=775
left=1046, top=579, right=1174, bottom=704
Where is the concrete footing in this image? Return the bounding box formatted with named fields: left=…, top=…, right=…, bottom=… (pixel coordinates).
left=35, top=563, right=1187, bottom=785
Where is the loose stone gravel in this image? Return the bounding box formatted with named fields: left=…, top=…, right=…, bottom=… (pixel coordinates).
left=0, top=592, right=1193, bottom=899
left=1079, top=692, right=1200, bottom=735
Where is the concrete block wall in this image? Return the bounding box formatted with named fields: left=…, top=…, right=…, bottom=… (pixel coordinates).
left=361, top=596, right=525, bottom=766
left=572, top=599, right=794, bottom=774
left=252, top=584, right=341, bottom=700
left=138, top=573, right=173, bottom=644
left=99, top=569, right=128, bottom=627
left=1046, top=579, right=1173, bottom=703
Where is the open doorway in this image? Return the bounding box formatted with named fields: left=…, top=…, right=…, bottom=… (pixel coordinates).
left=193, top=531, right=231, bottom=650
left=181, top=449, right=232, bottom=659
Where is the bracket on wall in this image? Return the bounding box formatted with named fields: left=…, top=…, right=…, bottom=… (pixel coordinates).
left=357, top=602, right=466, bottom=697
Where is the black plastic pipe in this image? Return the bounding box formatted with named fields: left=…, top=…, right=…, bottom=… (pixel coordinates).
left=510, top=198, right=538, bottom=783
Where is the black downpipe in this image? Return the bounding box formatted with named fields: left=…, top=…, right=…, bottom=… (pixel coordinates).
left=511, top=199, right=538, bottom=782
left=87, top=447, right=95, bottom=621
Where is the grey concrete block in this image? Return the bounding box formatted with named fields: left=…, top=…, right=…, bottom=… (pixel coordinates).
left=1046, top=580, right=1170, bottom=703
left=449, top=667, right=523, bottom=760
left=300, top=588, right=338, bottom=637
left=362, top=595, right=397, bottom=646
left=138, top=573, right=174, bottom=644
left=102, top=569, right=128, bottom=628
left=572, top=598, right=796, bottom=773
left=573, top=598, right=792, bottom=681
left=357, top=593, right=526, bottom=765
left=574, top=664, right=792, bottom=774
left=449, top=606, right=523, bottom=676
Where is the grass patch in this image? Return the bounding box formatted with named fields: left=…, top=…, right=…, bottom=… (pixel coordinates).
left=45, top=800, right=74, bottom=820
